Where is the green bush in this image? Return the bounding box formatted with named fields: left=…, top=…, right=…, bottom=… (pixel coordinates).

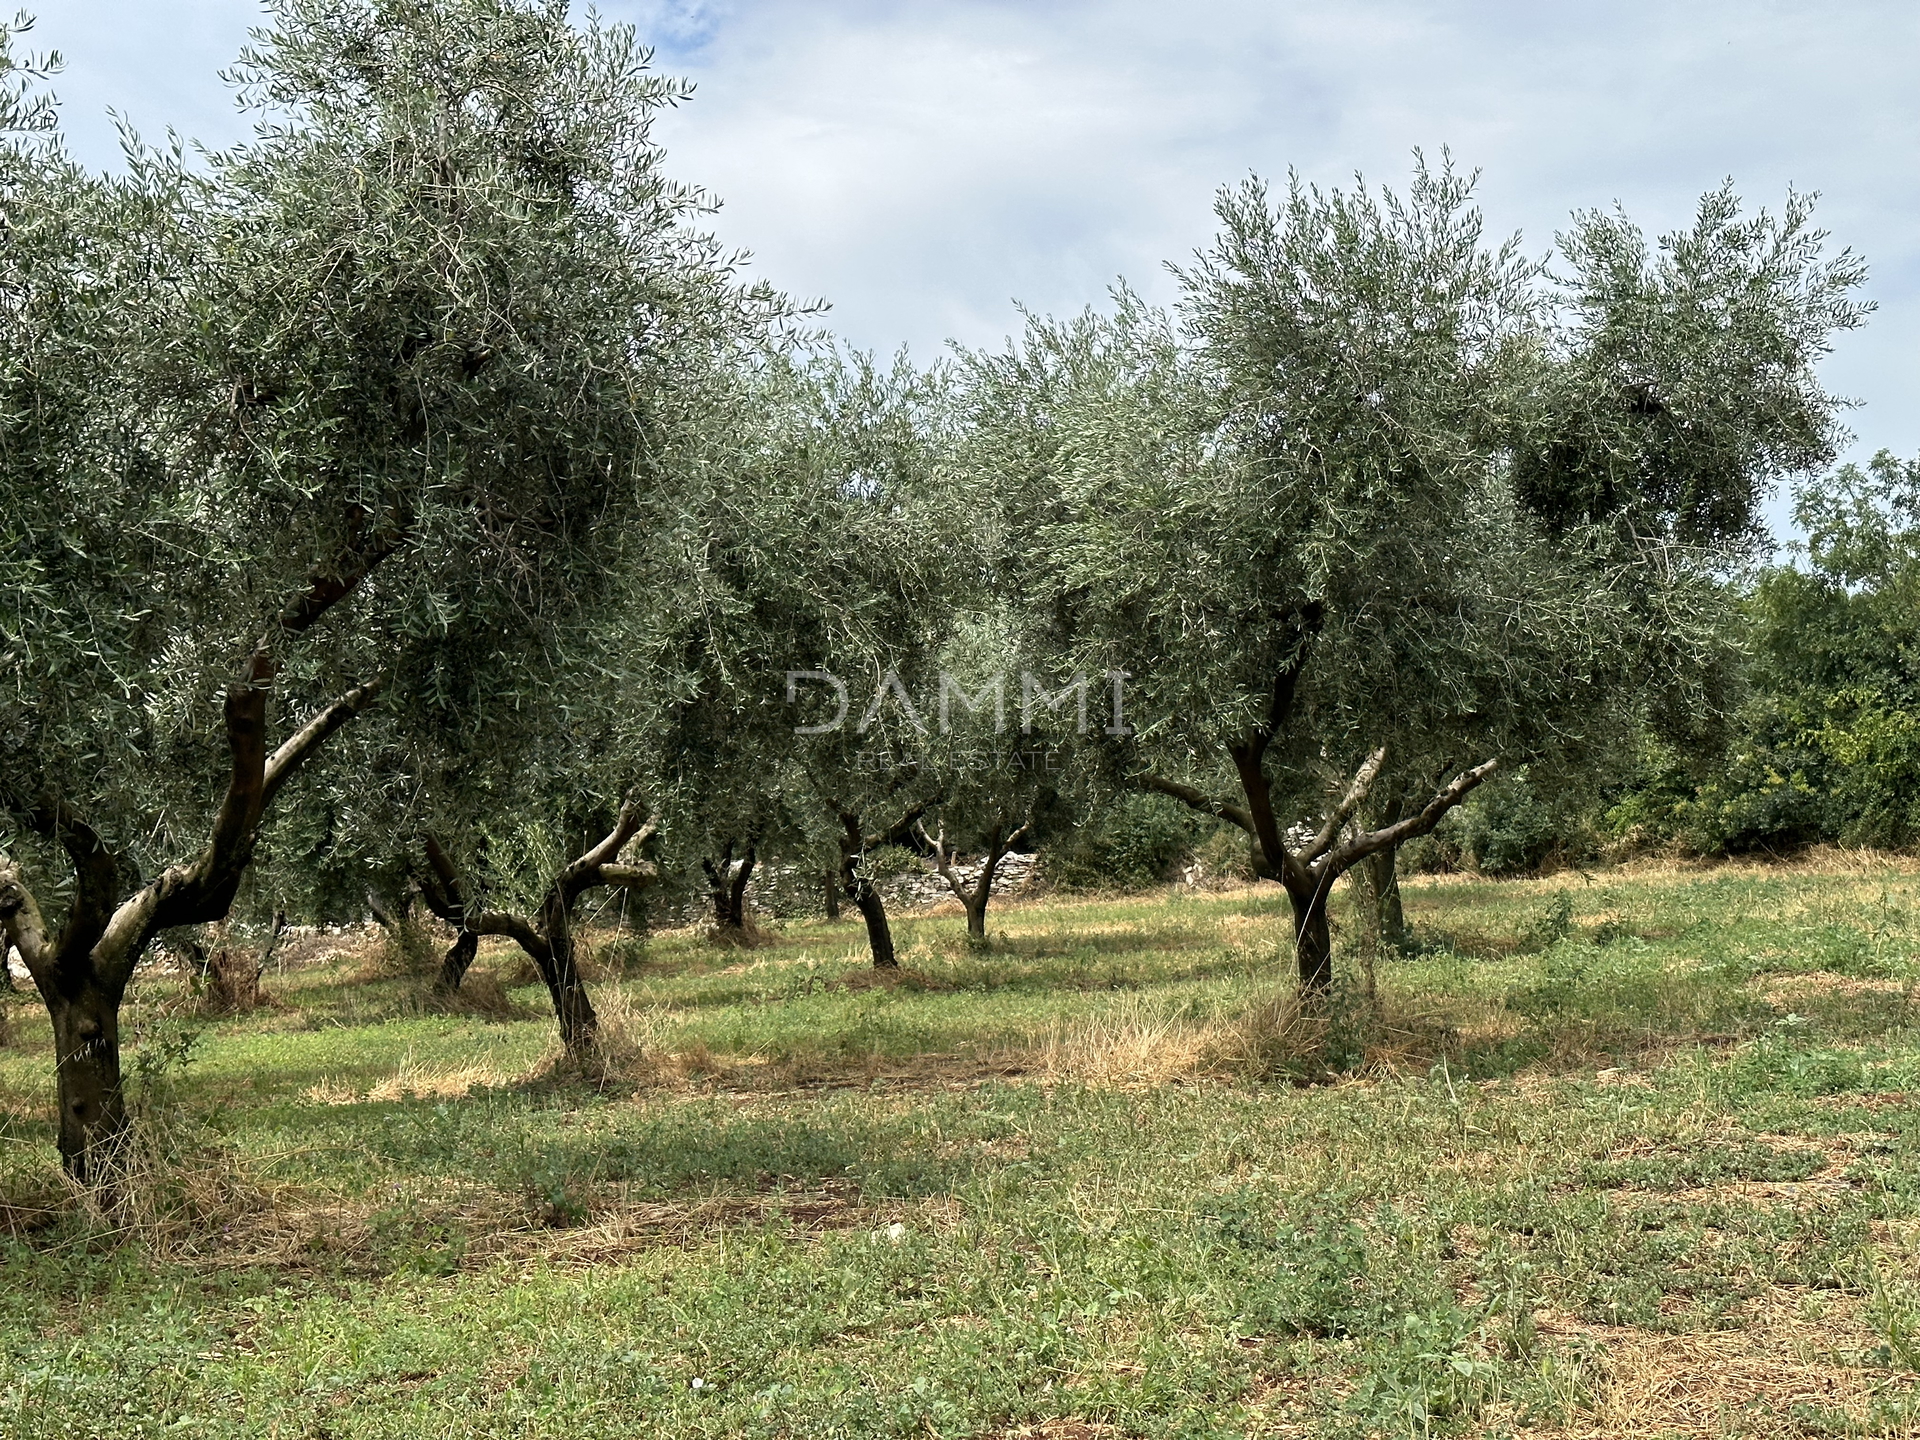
left=1424, top=769, right=1594, bottom=877
left=1602, top=736, right=1710, bottom=852
left=1041, top=792, right=1201, bottom=891
left=1607, top=456, right=1920, bottom=857
left=1188, top=822, right=1256, bottom=885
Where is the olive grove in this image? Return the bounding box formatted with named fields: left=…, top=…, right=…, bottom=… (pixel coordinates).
left=0, top=0, right=776, bottom=1171
left=0, top=0, right=1880, bottom=1189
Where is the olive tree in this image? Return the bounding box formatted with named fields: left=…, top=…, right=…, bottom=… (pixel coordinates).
left=0, top=0, right=758, bottom=1173
left=965, top=160, right=1864, bottom=989
left=642, top=345, right=960, bottom=967
left=908, top=611, right=1104, bottom=943
left=408, top=752, right=663, bottom=1055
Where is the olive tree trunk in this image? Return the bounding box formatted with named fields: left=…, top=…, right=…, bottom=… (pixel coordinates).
left=439, top=930, right=480, bottom=991
left=701, top=842, right=758, bottom=939
left=1363, top=845, right=1408, bottom=951
left=918, top=816, right=1030, bottom=945
left=48, top=982, right=128, bottom=1178
left=838, top=803, right=927, bottom=970
left=1, top=670, right=385, bottom=1178
left=848, top=878, right=898, bottom=969
left=456, top=802, right=657, bottom=1057
left=1144, top=651, right=1494, bottom=993
left=419, top=837, right=482, bottom=991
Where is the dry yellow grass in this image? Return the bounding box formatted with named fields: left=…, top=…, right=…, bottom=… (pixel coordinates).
left=1402, top=847, right=1920, bottom=891
left=1526, top=1291, right=1915, bottom=1439
left=1016, top=981, right=1526, bottom=1090
left=306, top=1049, right=521, bottom=1104
left=1027, top=995, right=1226, bottom=1087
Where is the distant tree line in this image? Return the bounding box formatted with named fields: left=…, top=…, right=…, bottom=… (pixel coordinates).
left=1467, top=452, right=1920, bottom=869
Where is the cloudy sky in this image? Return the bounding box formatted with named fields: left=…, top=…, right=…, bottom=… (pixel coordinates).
left=21, top=1, right=1920, bottom=531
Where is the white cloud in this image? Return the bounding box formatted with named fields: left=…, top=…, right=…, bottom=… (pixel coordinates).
left=26, top=0, right=1920, bottom=526
left=618, top=0, right=1920, bottom=528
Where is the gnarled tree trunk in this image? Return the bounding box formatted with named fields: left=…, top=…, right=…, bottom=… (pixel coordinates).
left=536, top=883, right=600, bottom=1055
left=454, top=801, right=657, bottom=1057
left=919, top=815, right=1030, bottom=945
left=1, top=670, right=386, bottom=1177
left=848, top=876, right=897, bottom=969
left=418, top=837, right=481, bottom=991
left=1283, top=875, right=1335, bottom=993
left=439, top=930, right=480, bottom=991
left=838, top=803, right=927, bottom=970
left=701, top=841, right=757, bottom=941
left=1142, top=623, right=1495, bottom=994
left=48, top=981, right=128, bottom=1181
left=1357, top=790, right=1409, bottom=953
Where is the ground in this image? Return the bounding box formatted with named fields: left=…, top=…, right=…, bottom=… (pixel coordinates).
left=3, top=856, right=1920, bottom=1438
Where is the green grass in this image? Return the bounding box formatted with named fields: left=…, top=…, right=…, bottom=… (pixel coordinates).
left=4, top=858, right=1920, bottom=1437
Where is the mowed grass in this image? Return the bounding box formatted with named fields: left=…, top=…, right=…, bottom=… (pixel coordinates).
left=4, top=856, right=1920, bottom=1438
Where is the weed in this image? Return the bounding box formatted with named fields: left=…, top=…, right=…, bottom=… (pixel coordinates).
left=520, top=1159, right=592, bottom=1228
left=1349, top=1307, right=1499, bottom=1433
left=363, top=914, right=442, bottom=980
left=1212, top=1202, right=1376, bottom=1336
left=428, top=967, right=523, bottom=1021
left=58, top=1018, right=268, bottom=1253
left=1865, top=1260, right=1920, bottom=1371
left=1520, top=891, right=1576, bottom=952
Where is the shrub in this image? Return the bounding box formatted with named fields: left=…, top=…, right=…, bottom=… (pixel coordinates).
left=367, top=914, right=441, bottom=979
left=178, top=920, right=282, bottom=1015
left=1607, top=459, right=1920, bottom=857
left=1042, top=792, right=1201, bottom=891
left=1187, top=823, right=1256, bottom=886
left=1437, top=768, right=1595, bottom=876
left=1602, top=736, right=1712, bottom=852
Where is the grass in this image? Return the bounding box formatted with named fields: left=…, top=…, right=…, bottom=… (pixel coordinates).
left=3, top=856, right=1920, bottom=1437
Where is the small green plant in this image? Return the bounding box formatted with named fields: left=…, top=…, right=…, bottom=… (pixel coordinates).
left=125, top=1017, right=203, bottom=1111
left=1520, top=892, right=1575, bottom=952
left=1350, top=1307, right=1499, bottom=1431
left=522, top=1159, right=592, bottom=1228
left=368, top=1190, right=471, bottom=1276
left=1212, top=1201, right=1375, bottom=1337
left=1866, top=1260, right=1920, bottom=1371
left=364, top=914, right=441, bottom=980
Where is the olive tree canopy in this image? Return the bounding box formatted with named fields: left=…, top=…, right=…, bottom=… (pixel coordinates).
left=965, top=159, right=1867, bottom=987
left=644, top=346, right=960, bottom=965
